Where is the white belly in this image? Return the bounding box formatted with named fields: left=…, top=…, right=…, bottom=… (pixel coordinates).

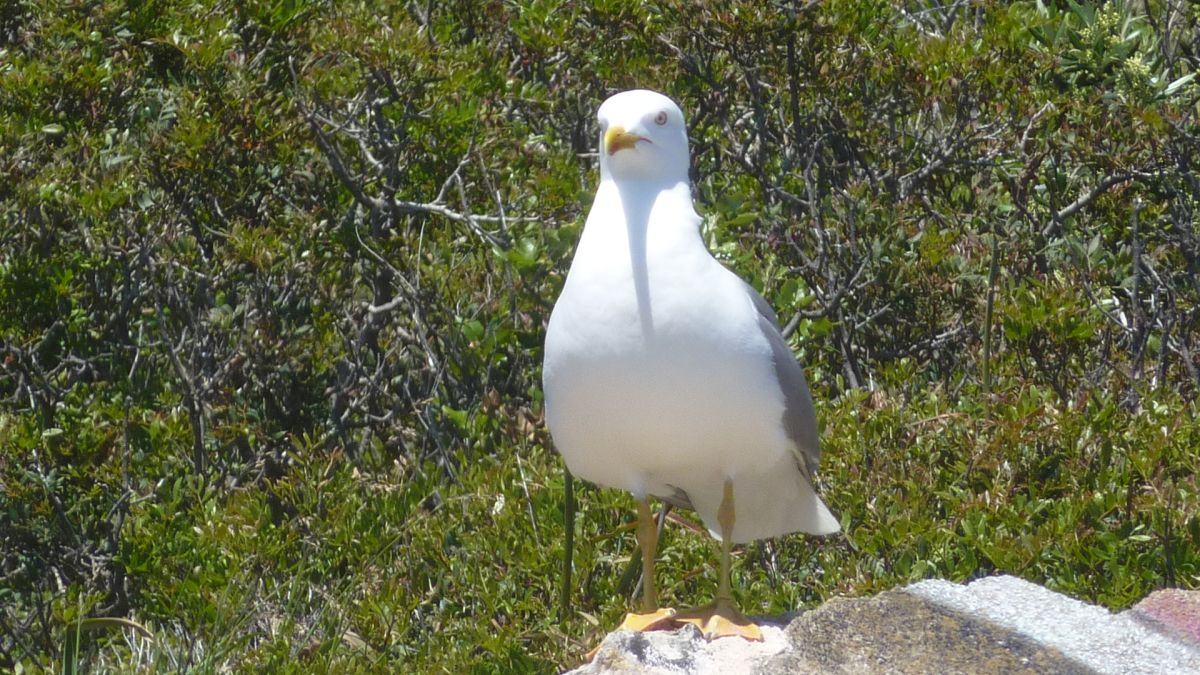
left=543, top=254, right=791, bottom=498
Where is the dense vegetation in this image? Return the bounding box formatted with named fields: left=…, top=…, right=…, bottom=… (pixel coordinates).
left=3, top=0, right=1199, bottom=670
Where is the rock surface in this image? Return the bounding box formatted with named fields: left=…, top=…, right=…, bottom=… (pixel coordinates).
left=906, top=576, right=1200, bottom=674
left=570, top=576, right=1200, bottom=674
left=1128, top=588, right=1200, bottom=646
left=763, top=587, right=1086, bottom=674
left=575, top=622, right=791, bottom=675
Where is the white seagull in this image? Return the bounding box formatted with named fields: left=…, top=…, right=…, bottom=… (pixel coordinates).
left=543, top=89, right=840, bottom=641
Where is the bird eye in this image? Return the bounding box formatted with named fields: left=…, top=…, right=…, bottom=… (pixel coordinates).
left=654, top=111, right=668, bottom=126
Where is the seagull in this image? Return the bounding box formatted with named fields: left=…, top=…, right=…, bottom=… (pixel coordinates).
left=543, top=89, right=840, bottom=642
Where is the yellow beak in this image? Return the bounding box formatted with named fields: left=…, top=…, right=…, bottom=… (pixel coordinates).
left=604, top=126, right=644, bottom=155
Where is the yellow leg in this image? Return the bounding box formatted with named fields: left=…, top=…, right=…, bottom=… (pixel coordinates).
left=587, top=499, right=676, bottom=660
left=614, top=499, right=676, bottom=629
left=639, top=498, right=661, bottom=612
left=717, top=482, right=734, bottom=602
left=675, top=479, right=763, bottom=641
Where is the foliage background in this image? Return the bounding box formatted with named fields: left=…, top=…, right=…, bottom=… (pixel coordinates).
left=2, top=0, right=1199, bottom=671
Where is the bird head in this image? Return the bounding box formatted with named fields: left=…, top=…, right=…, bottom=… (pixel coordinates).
left=596, top=90, right=689, bottom=184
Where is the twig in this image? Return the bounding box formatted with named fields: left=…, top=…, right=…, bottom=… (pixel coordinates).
left=1041, top=172, right=1137, bottom=237
left=982, top=224, right=1001, bottom=394
left=288, top=57, right=522, bottom=250
left=559, top=468, right=575, bottom=625
left=516, top=452, right=540, bottom=547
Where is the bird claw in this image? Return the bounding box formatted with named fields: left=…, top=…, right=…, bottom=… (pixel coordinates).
left=616, top=607, right=679, bottom=632
left=673, top=599, right=763, bottom=641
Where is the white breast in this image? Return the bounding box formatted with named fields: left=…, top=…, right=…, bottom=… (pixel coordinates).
left=543, top=182, right=791, bottom=499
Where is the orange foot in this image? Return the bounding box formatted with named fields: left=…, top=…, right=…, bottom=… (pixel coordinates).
left=674, top=598, right=763, bottom=641
left=586, top=608, right=678, bottom=660
left=616, top=607, right=678, bottom=632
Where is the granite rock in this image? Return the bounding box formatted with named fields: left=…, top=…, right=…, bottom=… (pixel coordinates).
left=762, top=587, right=1086, bottom=674
left=1126, top=588, right=1200, bottom=648
left=570, top=576, right=1200, bottom=674
left=906, top=576, right=1200, bottom=674
left=570, top=621, right=790, bottom=674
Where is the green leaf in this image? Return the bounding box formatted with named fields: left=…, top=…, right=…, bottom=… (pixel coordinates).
left=76, top=617, right=153, bottom=638
left=61, top=618, right=153, bottom=674
left=508, top=237, right=541, bottom=270
left=462, top=319, right=485, bottom=343
left=1164, top=73, right=1195, bottom=97
left=724, top=211, right=759, bottom=227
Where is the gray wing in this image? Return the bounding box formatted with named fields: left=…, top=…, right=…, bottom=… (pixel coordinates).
left=745, top=283, right=822, bottom=480
left=654, top=484, right=694, bottom=511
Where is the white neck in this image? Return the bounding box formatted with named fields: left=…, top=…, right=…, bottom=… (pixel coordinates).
left=570, top=177, right=704, bottom=339
left=588, top=178, right=696, bottom=236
